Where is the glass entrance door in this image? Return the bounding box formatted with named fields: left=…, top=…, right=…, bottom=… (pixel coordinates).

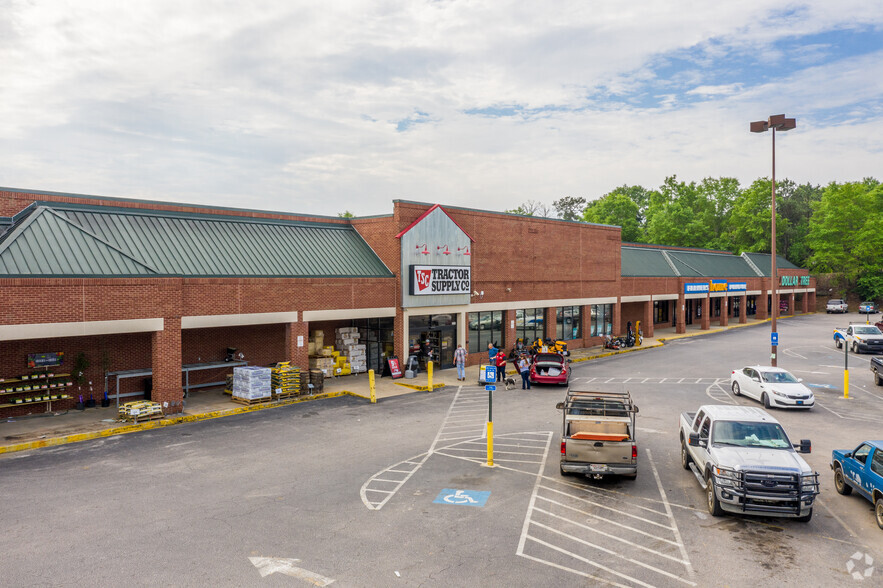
left=439, top=328, right=455, bottom=369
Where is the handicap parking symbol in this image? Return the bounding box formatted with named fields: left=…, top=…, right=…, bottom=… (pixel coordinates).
left=433, top=488, right=491, bottom=507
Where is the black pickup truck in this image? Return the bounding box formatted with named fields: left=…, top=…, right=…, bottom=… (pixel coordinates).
left=872, top=356, right=883, bottom=386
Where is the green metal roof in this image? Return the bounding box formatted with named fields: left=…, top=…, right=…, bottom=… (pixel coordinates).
left=0, top=203, right=393, bottom=278
left=742, top=252, right=799, bottom=276
left=666, top=250, right=758, bottom=278
left=621, top=247, right=679, bottom=277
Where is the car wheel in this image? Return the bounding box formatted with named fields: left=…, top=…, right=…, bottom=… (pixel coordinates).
left=835, top=339, right=842, bottom=349
left=732, top=382, right=741, bottom=396
left=876, top=371, right=882, bottom=386
left=876, top=497, right=883, bottom=530
left=795, top=508, right=813, bottom=523
left=706, top=474, right=724, bottom=517
left=762, top=393, right=772, bottom=409
left=834, top=466, right=852, bottom=495
left=852, top=342, right=859, bottom=354
left=681, top=439, right=692, bottom=470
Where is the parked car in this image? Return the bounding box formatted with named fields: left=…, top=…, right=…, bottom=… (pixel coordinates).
left=860, top=301, right=879, bottom=314
left=827, top=299, right=848, bottom=313
left=834, top=324, right=883, bottom=354
left=830, top=441, right=883, bottom=530
left=529, top=353, right=571, bottom=386
left=680, top=405, right=818, bottom=520
left=730, top=366, right=815, bottom=409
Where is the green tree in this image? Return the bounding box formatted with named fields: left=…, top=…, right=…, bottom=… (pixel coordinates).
left=645, top=176, right=719, bottom=247
left=806, top=181, right=883, bottom=291
left=552, top=196, right=587, bottom=221
left=775, top=180, right=822, bottom=267
left=582, top=193, right=641, bottom=242
left=505, top=200, right=551, bottom=217
left=338, top=210, right=355, bottom=218
left=726, top=178, right=790, bottom=254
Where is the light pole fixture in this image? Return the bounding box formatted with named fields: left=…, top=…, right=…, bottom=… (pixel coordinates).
left=750, top=114, right=796, bottom=367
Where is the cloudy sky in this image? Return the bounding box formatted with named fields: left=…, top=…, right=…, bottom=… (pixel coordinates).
left=1, top=1, right=881, bottom=217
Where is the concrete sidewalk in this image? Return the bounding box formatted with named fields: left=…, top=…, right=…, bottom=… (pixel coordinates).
left=0, top=313, right=798, bottom=455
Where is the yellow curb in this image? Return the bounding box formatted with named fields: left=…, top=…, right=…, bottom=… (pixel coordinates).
left=394, top=382, right=447, bottom=391
left=0, top=390, right=368, bottom=456
left=570, top=342, right=664, bottom=363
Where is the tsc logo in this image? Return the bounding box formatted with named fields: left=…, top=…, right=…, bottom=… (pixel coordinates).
left=415, top=269, right=432, bottom=291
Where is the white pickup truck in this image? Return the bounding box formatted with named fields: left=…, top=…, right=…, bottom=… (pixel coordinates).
left=833, top=324, right=883, bottom=354
left=679, top=405, right=819, bottom=521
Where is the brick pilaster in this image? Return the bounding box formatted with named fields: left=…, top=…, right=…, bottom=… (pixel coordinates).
left=152, top=317, right=183, bottom=414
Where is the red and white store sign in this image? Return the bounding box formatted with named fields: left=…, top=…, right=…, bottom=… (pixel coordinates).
left=410, top=265, right=471, bottom=295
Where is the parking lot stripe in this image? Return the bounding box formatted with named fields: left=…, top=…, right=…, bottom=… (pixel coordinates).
left=530, top=520, right=696, bottom=585
left=525, top=535, right=657, bottom=588
left=647, top=448, right=695, bottom=580
left=540, top=485, right=674, bottom=529
left=517, top=552, right=631, bottom=588
left=535, top=495, right=679, bottom=547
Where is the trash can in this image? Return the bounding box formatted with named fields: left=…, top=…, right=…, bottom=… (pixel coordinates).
left=144, top=377, right=153, bottom=401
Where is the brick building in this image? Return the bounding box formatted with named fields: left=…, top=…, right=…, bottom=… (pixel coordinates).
left=0, top=188, right=815, bottom=417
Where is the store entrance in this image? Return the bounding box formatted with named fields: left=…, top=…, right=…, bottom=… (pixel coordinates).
left=409, top=314, right=458, bottom=370
left=685, top=300, right=694, bottom=325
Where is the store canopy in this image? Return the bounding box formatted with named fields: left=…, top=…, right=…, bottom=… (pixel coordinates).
left=0, top=203, right=393, bottom=278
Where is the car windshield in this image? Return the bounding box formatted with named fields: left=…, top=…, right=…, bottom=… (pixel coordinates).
left=712, top=421, right=791, bottom=449
left=760, top=370, right=798, bottom=383
left=854, top=326, right=881, bottom=335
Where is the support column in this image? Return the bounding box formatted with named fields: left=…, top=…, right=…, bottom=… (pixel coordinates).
left=395, top=308, right=408, bottom=369
left=614, top=299, right=622, bottom=336
left=503, top=309, right=516, bottom=352
left=643, top=300, right=654, bottom=337
left=740, top=294, right=748, bottom=324
left=700, top=296, right=711, bottom=330
left=581, top=304, right=592, bottom=346
left=719, top=296, right=729, bottom=327
left=757, top=289, right=769, bottom=321
left=285, top=321, right=309, bottom=370
left=788, top=292, right=795, bottom=315
left=545, top=307, right=557, bottom=341
left=152, top=317, right=183, bottom=414
left=802, top=292, right=809, bottom=313
left=676, top=293, right=686, bottom=334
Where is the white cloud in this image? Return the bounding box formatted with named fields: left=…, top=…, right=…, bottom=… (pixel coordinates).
left=0, top=1, right=881, bottom=215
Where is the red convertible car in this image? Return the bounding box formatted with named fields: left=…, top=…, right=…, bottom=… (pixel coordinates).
left=529, top=353, right=571, bottom=386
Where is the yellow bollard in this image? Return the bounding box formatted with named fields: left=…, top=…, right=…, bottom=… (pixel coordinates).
left=843, top=369, right=849, bottom=399
left=427, top=360, right=433, bottom=391
left=368, top=369, right=376, bottom=404
left=487, top=421, right=494, bottom=466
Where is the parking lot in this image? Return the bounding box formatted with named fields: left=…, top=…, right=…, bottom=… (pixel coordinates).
left=2, top=313, right=882, bottom=586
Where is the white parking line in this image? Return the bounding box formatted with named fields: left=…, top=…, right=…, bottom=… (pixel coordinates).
left=647, top=448, right=695, bottom=579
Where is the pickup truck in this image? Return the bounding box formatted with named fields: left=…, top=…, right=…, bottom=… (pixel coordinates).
left=827, top=299, right=848, bottom=313
left=556, top=389, right=638, bottom=479
left=871, top=357, right=883, bottom=386
left=833, top=324, right=883, bottom=354
left=831, top=441, right=883, bottom=530
left=679, top=405, right=819, bottom=520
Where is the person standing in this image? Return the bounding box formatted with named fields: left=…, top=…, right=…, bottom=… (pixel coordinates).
left=518, top=354, right=531, bottom=390
left=454, top=344, right=467, bottom=381
left=487, top=341, right=498, bottom=363
left=495, top=349, right=507, bottom=382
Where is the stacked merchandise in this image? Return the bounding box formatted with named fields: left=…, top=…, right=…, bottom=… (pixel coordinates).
left=335, top=327, right=367, bottom=374
left=308, top=369, right=324, bottom=393
left=224, top=374, right=234, bottom=395
left=119, top=400, right=163, bottom=422
left=271, top=362, right=301, bottom=398
left=231, top=366, right=272, bottom=404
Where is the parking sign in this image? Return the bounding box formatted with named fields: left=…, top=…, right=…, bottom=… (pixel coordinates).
left=484, top=365, right=497, bottom=382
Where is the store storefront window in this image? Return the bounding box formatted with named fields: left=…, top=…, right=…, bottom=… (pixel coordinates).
left=351, top=317, right=394, bottom=373
left=747, top=296, right=757, bottom=316
left=516, top=308, right=545, bottom=345
left=590, top=304, right=613, bottom=337
left=409, top=314, right=458, bottom=369
left=468, top=311, right=504, bottom=354
left=653, top=301, right=669, bottom=324
left=556, top=306, right=581, bottom=340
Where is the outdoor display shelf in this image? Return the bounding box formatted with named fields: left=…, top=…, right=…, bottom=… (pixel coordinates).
left=0, top=372, right=74, bottom=411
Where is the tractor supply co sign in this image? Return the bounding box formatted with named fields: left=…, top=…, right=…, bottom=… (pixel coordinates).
left=410, top=265, right=471, bottom=296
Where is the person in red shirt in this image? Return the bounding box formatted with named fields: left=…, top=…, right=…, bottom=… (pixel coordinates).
left=495, top=349, right=507, bottom=382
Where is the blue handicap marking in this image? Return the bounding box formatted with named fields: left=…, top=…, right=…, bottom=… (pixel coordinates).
left=433, top=488, right=491, bottom=507
left=771, top=332, right=779, bottom=346
left=485, top=384, right=496, bottom=391
left=484, top=365, right=497, bottom=382
left=807, top=383, right=835, bottom=389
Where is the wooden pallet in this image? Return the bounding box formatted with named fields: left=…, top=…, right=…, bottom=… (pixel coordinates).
left=231, top=395, right=273, bottom=406
left=119, top=412, right=164, bottom=423
left=273, top=391, right=298, bottom=400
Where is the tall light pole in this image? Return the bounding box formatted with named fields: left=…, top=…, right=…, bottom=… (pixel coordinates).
left=750, top=114, right=796, bottom=367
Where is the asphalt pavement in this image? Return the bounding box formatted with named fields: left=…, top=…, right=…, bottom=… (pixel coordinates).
left=2, top=312, right=882, bottom=587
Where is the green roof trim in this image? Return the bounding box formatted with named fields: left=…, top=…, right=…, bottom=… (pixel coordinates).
left=621, top=246, right=802, bottom=278
left=0, top=204, right=393, bottom=279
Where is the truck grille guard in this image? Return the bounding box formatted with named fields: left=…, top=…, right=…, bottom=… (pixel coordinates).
left=711, top=467, right=820, bottom=515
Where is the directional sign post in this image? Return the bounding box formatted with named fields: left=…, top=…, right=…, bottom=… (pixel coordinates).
left=485, top=376, right=496, bottom=467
